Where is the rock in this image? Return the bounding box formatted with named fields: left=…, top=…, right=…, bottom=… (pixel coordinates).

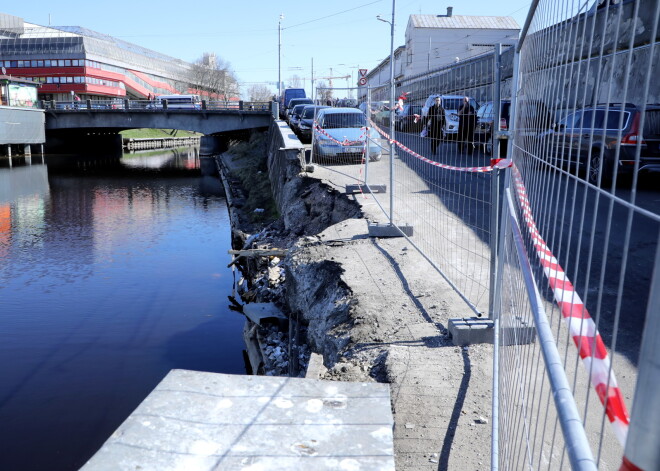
left=475, top=416, right=488, bottom=424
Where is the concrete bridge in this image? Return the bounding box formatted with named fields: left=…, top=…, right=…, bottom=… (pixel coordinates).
left=45, top=102, right=274, bottom=135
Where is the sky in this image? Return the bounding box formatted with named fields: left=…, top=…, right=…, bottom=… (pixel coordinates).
left=3, top=0, right=532, bottom=98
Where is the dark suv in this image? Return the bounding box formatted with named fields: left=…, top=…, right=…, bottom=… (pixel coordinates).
left=549, top=103, right=660, bottom=184
left=475, top=100, right=511, bottom=155
left=395, top=104, right=423, bottom=133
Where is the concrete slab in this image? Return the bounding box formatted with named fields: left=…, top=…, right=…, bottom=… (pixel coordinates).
left=81, top=369, right=394, bottom=471
left=242, top=302, right=287, bottom=324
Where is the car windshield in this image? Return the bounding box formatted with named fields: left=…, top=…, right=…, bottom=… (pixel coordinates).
left=442, top=98, right=463, bottom=110
left=321, top=113, right=366, bottom=129
left=303, top=107, right=322, bottom=118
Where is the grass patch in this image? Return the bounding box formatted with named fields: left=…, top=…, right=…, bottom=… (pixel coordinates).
left=120, top=129, right=203, bottom=139
left=227, top=133, right=279, bottom=224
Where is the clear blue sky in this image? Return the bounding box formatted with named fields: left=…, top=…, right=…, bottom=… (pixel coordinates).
left=3, top=1, right=531, bottom=98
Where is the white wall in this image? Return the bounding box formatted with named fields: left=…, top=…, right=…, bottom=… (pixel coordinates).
left=405, top=27, right=518, bottom=77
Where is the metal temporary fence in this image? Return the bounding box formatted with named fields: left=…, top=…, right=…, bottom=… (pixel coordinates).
left=493, top=0, right=660, bottom=470
left=304, top=1, right=659, bottom=467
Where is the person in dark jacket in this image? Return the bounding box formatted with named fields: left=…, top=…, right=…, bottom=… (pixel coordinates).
left=427, top=96, right=446, bottom=155
left=457, top=97, right=477, bottom=154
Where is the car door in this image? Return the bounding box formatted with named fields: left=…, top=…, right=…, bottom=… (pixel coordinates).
left=552, top=111, right=580, bottom=167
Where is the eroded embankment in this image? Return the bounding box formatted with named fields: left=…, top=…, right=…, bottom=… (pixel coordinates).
left=216, top=128, right=381, bottom=378
left=217, top=124, right=495, bottom=471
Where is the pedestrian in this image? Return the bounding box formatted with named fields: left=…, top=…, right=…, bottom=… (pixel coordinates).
left=427, top=96, right=445, bottom=155
left=457, top=96, right=477, bottom=154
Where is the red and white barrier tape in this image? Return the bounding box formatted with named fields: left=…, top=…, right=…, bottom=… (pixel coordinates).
left=313, top=123, right=367, bottom=147
left=369, top=119, right=494, bottom=173
left=511, top=164, right=629, bottom=446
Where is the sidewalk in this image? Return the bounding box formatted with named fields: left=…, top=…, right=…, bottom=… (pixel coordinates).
left=298, top=156, right=495, bottom=470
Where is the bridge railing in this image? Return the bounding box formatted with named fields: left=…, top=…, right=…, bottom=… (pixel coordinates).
left=40, top=99, right=272, bottom=112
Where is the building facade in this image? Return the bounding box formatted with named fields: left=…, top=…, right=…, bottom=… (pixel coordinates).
left=358, top=8, right=519, bottom=102
left=404, top=9, right=519, bottom=77
left=0, top=13, right=201, bottom=103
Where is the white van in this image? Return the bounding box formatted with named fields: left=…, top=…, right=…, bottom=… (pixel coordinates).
left=421, top=95, right=479, bottom=137
left=156, top=94, right=201, bottom=110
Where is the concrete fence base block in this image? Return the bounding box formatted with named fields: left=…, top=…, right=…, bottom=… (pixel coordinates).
left=346, top=184, right=387, bottom=194
left=449, top=318, right=494, bottom=346
left=449, top=317, right=537, bottom=346
left=368, top=222, right=413, bottom=238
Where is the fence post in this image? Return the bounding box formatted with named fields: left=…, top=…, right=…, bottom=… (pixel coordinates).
left=488, top=44, right=503, bottom=321
left=620, top=234, right=660, bottom=471
left=505, top=49, right=521, bottom=159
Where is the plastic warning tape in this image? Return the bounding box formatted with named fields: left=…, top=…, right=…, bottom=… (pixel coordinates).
left=313, top=123, right=367, bottom=147
left=510, top=164, right=630, bottom=446
left=369, top=120, right=494, bottom=173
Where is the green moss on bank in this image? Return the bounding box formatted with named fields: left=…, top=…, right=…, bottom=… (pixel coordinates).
left=226, top=133, right=279, bottom=224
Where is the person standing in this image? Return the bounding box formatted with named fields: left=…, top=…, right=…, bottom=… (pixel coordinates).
left=427, top=96, right=446, bottom=155
left=457, top=97, right=477, bottom=154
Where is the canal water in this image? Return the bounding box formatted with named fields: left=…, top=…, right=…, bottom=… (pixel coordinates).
left=0, top=147, right=247, bottom=470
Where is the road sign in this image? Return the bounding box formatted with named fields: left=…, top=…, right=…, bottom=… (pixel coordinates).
left=359, top=69, right=368, bottom=77
left=358, top=77, right=367, bottom=86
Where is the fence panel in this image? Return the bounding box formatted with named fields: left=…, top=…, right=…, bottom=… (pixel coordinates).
left=364, top=53, right=501, bottom=316
left=497, top=0, right=660, bottom=469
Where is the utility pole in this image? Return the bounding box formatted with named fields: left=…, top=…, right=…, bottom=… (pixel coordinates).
left=278, top=14, right=284, bottom=98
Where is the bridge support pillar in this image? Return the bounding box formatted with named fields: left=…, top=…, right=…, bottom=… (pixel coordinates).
left=4, top=144, right=11, bottom=157
left=24, top=144, right=31, bottom=157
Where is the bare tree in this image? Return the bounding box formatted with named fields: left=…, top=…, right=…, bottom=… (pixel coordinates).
left=189, top=53, right=239, bottom=103
left=287, top=74, right=303, bottom=88
left=247, top=84, right=274, bottom=101
left=316, top=80, right=333, bottom=104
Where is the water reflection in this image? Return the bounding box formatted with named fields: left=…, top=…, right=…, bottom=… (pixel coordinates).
left=120, top=146, right=200, bottom=170
left=0, top=149, right=244, bottom=470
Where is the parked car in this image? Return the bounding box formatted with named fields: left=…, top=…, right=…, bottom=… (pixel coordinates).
left=547, top=103, right=660, bottom=184
left=284, top=98, right=313, bottom=123
left=421, top=95, right=479, bottom=139
left=313, top=108, right=382, bottom=162
left=336, top=98, right=358, bottom=108
left=279, top=88, right=306, bottom=118
left=395, top=104, right=423, bottom=133
left=297, top=105, right=330, bottom=143
left=475, top=100, right=511, bottom=155
left=288, top=104, right=308, bottom=133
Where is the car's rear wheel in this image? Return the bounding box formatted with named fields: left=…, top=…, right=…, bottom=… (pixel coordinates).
left=588, top=149, right=612, bottom=185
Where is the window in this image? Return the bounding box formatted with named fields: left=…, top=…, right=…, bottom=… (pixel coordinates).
left=64, top=60, right=71, bottom=66
left=37, top=61, right=43, bottom=67
left=31, top=60, right=38, bottom=67
left=604, top=110, right=629, bottom=130
left=44, top=60, right=51, bottom=67
left=58, top=60, right=64, bottom=67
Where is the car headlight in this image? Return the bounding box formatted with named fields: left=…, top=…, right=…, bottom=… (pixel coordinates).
left=299, top=123, right=310, bottom=130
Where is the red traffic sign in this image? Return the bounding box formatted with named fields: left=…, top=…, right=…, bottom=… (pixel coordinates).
left=359, top=69, right=368, bottom=77
left=358, top=77, right=367, bottom=86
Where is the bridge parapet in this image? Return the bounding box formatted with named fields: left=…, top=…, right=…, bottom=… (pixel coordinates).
left=44, top=100, right=274, bottom=135
left=41, top=99, right=273, bottom=113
